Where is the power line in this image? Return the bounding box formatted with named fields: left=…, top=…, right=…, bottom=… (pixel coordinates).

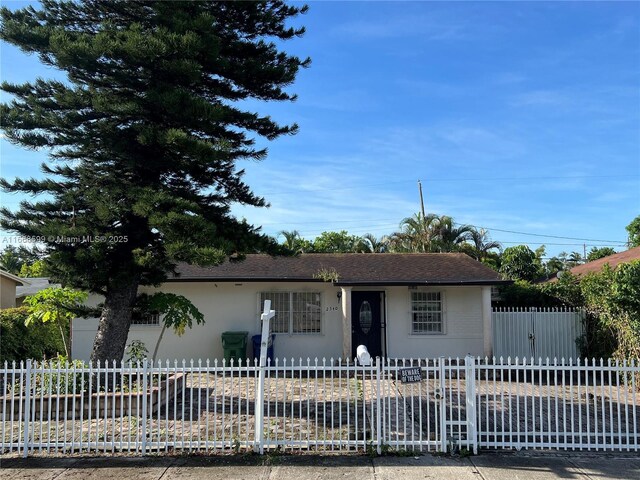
left=497, top=241, right=618, bottom=246
left=265, top=218, right=627, bottom=245
left=457, top=222, right=627, bottom=244
left=269, top=224, right=627, bottom=247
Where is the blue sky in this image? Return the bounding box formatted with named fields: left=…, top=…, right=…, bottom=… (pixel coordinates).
left=1, top=1, right=639, bottom=258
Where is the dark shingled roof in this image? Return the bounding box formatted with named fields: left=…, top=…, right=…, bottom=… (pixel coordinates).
left=170, top=253, right=509, bottom=286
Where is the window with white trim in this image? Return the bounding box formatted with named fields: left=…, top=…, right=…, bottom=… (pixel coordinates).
left=411, top=291, right=443, bottom=334
left=259, top=292, right=322, bottom=334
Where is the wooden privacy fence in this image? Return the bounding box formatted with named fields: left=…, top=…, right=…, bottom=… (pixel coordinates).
left=0, top=356, right=638, bottom=457
left=493, top=307, right=585, bottom=361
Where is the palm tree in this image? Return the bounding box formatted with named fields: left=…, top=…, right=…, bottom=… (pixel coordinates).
left=431, top=215, right=474, bottom=252
left=278, top=230, right=300, bottom=249
left=277, top=230, right=313, bottom=253
left=389, top=212, right=439, bottom=253
left=361, top=233, right=389, bottom=253
left=467, top=228, right=502, bottom=261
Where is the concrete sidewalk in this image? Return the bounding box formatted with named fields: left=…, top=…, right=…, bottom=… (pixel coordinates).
left=1, top=452, right=639, bottom=480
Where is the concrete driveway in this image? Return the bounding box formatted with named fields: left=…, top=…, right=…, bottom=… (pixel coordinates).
left=0, top=452, right=639, bottom=480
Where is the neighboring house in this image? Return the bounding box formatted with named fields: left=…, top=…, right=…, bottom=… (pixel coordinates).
left=72, top=253, right=509, bottom=362
left=548, top=246, right=640, bottom=282
left=0, top=270, right=28, bottom=310
left=15, top=277, right=61, bottom=307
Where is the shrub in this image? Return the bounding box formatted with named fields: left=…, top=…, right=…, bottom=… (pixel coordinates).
left=32, top=355, right=86, bottom=394
left=0, top=307, right=66, bottom=363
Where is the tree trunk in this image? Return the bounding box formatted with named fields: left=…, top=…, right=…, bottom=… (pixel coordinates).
left=56, top=318, right=70, bottom=358
left=152, top=324, right=167, bottom=362
left=90, top=275, right=140, bottom=365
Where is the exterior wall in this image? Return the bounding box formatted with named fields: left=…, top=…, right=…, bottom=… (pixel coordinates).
left=72, top=282, right=344, bottom=363
left=72, top=282, right=488, bottom=362
left=0, top=276, right=17, bottom=310
left=385, top=286, right=485, bottom=358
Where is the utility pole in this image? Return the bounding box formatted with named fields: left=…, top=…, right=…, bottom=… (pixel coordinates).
left=583, top=243, right=586, bottom=260
left=418, top=180, right=426, bottom=219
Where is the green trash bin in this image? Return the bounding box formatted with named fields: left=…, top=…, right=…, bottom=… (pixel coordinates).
left=221, top=331, right=248, bottom=363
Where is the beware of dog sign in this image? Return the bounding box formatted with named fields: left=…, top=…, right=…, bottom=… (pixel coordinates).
left=399, top=367, right=422, bottom=383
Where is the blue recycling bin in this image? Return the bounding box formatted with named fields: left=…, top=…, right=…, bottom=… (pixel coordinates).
left=252, top=334, right=275, bottom=363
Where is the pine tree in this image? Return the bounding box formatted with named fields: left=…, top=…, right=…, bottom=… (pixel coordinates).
left=1, top=1, right=309, bottom=363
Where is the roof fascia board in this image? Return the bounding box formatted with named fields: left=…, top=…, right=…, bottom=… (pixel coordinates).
left=0, top=270, right=28, bottom=286
left=165, top=277, right=511, bottom=286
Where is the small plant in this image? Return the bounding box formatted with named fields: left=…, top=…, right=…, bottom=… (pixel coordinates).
left=232, top=435, right=241, bottom=453
left=30, top=355, right=86, bottom=395
left=264, top=449, right=285, bottom=465
left=129, top=416, right=139, bottom=430
left=312, top=267, right=340, bottom=283
left=125, top=340, right=148, bottom=364
left=372, top=443, right=415, bottom=457
left=263, top=419, right=278, bottom=440
left=393, top=448, right=415, bottom=457
left=366, top=441, right=378, bottom=457
left=350, top=378, right=363, bottom=400
left=459, top=447, right=472, bottom=458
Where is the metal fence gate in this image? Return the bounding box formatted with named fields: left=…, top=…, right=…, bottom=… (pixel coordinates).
left=493, top=307, right=584, bottom=360
left=377, top=358, right=479, bottom=454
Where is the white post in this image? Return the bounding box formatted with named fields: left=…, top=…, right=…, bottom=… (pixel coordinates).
left=375, top=357, right=382, bottom=455
left=141, top=359, right=148, bottom=456
left=22, top=360, right=32, bottom=458
left=439, top=357, right=447, bottom=453
left=482, top=287, right=493, bottom=357
left=465, top=355, right=478, bottom=454
left=255, top=300, right=275, bottom=454
left=340, top=287, right=352, bottom=359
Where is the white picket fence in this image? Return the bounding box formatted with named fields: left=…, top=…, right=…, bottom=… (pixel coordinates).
left=1, top=356, right=638, bottom=456
left=493, top=307, right=585, bottom=361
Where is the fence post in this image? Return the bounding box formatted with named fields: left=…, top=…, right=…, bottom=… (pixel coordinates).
left=255, top=353, right=265, bottom=453
left=141, top=360, right=148, bottom=456
left=255, top=300, right=275, bottom=454
left=438, top=357, right=447, bottom=453
left=464, top=355, right=478, bottom=455
left=22, top=360, right=32, bottom=458
left=375, top=358, right=382, bottom=455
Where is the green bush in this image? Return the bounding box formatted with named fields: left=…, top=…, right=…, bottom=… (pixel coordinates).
left=32, top=355, right=86, bottom=394
left=498, top=263, right=640, bottom=360
left=0, top=307, right=66, bottom=363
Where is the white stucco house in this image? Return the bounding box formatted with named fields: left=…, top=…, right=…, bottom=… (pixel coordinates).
left=72, top=253, right=509, bottom=362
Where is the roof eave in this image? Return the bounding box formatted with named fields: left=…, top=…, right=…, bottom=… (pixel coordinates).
left=334, top=280, right=512, bottom=287
left=165, top=276, right=326, bottom=283
left=165, top=277, right=511, bottom=286
left=0, top=270, right=29, bottom=286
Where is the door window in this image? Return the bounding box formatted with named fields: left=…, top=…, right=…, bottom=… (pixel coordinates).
left=359, top=300, right=372, bottom=334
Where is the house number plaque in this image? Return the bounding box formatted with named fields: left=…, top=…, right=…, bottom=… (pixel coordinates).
left=399, top=367, right=422, bottom=383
